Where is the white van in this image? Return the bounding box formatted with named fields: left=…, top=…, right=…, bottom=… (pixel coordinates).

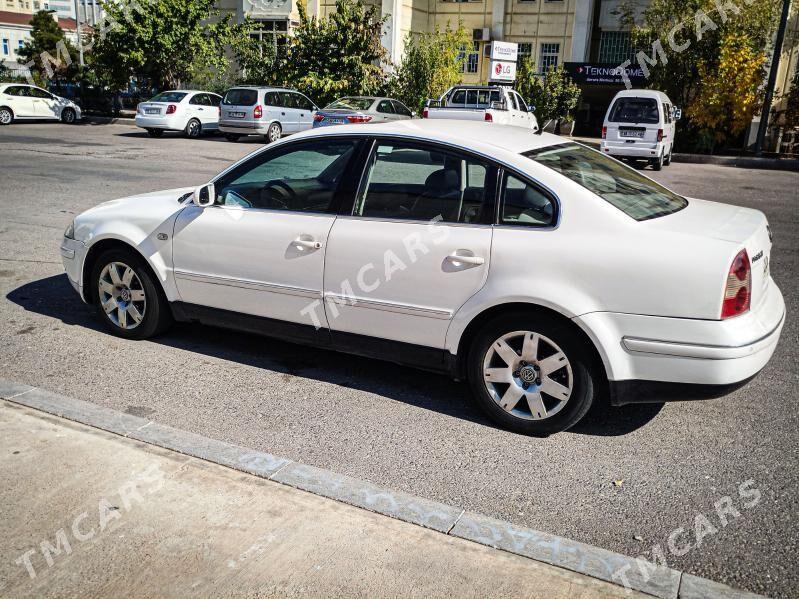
left=600, top=90, right=680, bottom=171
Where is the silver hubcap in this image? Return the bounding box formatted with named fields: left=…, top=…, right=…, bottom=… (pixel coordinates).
left=98, top=262, right=146, bottom=330
left=189, top=121, right=199, bottom=135
left=483, top=330, right=573, bottom=421
left=63, top=110, right=73, bottom=122
left=269, top=125, right=280, bottom=142
left=0, top=110, right=11, bottom=124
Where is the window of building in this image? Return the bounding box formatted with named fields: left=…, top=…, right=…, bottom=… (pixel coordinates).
left=518, top=43, right=532, bottom=63
left=538, top=43, right=560, bottom=72
left=2, top=39, right=8, bottom=56
left=458, top=42, right=480, bottom=74
left=250, top=19, right=288, bottom=56
left=598, top=31, right=635, bottom=64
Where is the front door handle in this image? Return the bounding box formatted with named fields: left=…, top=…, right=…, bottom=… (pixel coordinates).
left=446, top=252, right=484, bottom=266
left=294, top=237, right=322, bottom=250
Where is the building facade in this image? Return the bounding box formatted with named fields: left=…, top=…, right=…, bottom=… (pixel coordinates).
left=0, top=9, right=78, bottom=70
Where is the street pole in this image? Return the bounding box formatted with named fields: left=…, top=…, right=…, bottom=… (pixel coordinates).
left=73, top=0, right=84, bottom=68
left=754, top=0, right=792, bottom=156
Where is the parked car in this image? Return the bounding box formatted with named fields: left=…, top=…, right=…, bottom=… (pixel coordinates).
left=219, top=86, right=318, bottom=143
left=135, top=90, right=222, bottom=138
left=600, top=89, right=680, bottom=171
left=313, top=96, right=414, bottom=128
left=0, top=83, right=81, bottom=125
left=423, top=85, right=538, bottom=131
left=59, top=120, right=784, bottom=435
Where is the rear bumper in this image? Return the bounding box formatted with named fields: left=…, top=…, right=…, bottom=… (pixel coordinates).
left=600, top=140, right=665, bottom=159
left=219, top=122, right=270, bottom=135
left=575, top=279, right=786, bottom=405
left=134, top=114, right=186, bottom=130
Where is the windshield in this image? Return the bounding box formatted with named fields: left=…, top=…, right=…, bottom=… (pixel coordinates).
left=524, top=143, right=688, bottom=221
left=149, top=92, right=187, bottom=103
left=608, top=97, right=659, bottom=124
left=223, top=89, right=258, bottom=106
left=326, top=97, right=374, bottom=110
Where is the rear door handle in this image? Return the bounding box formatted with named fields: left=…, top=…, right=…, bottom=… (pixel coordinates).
left=446, top=252, right=484, bottom=266
left=294, top=237, right=322, bottom=250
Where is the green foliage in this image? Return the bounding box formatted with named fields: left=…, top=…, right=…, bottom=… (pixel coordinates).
left=388, top=24, right=470, bottom=113
left=17, top=10, right=80, bottom=82
left=630, top=0, right=780, bottom=150
left=515, top=62, right=581, bottom=125
left=89, top=0, right=247, bottom=90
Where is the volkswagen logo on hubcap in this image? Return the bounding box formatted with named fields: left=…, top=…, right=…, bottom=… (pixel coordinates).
left=519, top=365, right=537, bottom=383
left=120, top=288, right=131, bottom=302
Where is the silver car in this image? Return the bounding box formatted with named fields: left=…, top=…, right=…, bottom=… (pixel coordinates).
left=219, top=86, right=318, bottom=143
left=312, top=96, right=414, bottom=128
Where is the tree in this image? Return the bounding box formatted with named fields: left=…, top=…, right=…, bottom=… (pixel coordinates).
left=89, top=0, right=247, bottom=91
left=16, top=10, right=79, bottom=83
left=782, top=67, right=799, bottom=129
left=628, top=0, right=780, bottom=150
left=688, top=33, right=766, bottom=150
left=389, top=25, right=470, bottom=113
left=515, top=62, right=581, bottom=131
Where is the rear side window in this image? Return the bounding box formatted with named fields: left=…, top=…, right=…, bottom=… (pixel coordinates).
left=501, top=174, right=555, bottom=227
left=525, top=143, right=687, bottom=221
left=150, top=91, right=188, bottom=103
left=608, top=97, right=659, bottom=124
left=376, top=100, right=394, bottom=114
left=222, top=89, right=258, bottom=106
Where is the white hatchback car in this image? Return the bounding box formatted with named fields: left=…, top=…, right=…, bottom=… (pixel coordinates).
left=59, top=121, right=785, bottom=435
left=0, top=83, right=81, bottom=125
left=135, top=90, right=223, bottom=138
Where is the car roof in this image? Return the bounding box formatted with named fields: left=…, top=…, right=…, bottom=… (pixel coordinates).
left=612, top=89, right=671, bottom=101
left=226, top=86, right=294, bottom=91
left=292, top=119, right=565, bottom=155
left=157, top=90, right=218, bottom=95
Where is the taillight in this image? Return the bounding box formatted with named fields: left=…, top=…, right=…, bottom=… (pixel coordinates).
left=313, top=114, right=325, bottom=122
left=484, top=112, right=493, bottom=122
left=721, top=249, right=751, bottom=319
left=422, top=107, right=428, bottom=119
left=657, top=128, right=663, bottom=142
left=217, top=106, right=221, bottom=116
left=253, top=105, right=263, bottom=119
left=166, top=104, right=177, bottom=115
left=345, top=114, right=372, bottom=123
left=602, top=126, right=607, bottom=139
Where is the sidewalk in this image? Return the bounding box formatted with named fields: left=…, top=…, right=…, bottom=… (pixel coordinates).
left=0, top=400, right=642, bottom=598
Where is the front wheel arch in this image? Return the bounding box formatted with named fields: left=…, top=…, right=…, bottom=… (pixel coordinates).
left=82, top=239, right=166, bottom=305
left=454, top=303, right=609, bottom=401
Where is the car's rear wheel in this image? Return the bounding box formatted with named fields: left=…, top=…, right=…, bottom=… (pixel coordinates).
left=467, top=313, right=596, bottom=435
left=147, top=128, right=164, bottom=138
left=265, top=122, right=281, bottom=143
left=61, top=108, right=76, bottom=124
left=90, top=248, right=172, bottom=340
left=651, top=151, right=664, bottom=171
left=185, top=118, right=201, bottom=138
left=0, top=107, right=13, bottom=125
left=225, top=133, right=241, bottom=142
left=664, top=147, right=672, bottom=166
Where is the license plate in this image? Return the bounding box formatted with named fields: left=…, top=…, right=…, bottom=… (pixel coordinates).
left=228, top=111, right=245, bottom=118
left=620, top=130, right=644, bottom=138
left=328, top=118, right=344, bottom=124
left=145, top=108, right=160, bottom=115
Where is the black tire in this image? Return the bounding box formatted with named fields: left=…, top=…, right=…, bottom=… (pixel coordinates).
left=225, top=133, right=241, bottom=142
left=664, top=146, right=672, bottom=166
left=61, top=107, right=76, bottom=124
left=265, top=122, right=281, bottom=143
left=90, top=248, right=172, bottom=340
left=147, top=128, right=164, bottom=138
left=651, top=151, right=664, bottom=171
left=185, top=118, right=202, bottom=138
left=467, top=312, right=597, bottom=435
left=0, top=107, right=13, bottom=125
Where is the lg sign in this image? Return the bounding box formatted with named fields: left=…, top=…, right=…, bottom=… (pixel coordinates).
left=490, top=60, right=516, bottom=82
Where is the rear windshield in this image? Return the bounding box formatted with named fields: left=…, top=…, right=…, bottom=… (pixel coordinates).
left=326, top=97, right=374, bottom=110
left=608, top=97, right=659, bottom=124
left=524, top=143, right=687, bottom=221
left=149, top=92, right=187, bottom=103
left=223, top=89, right=258, bottom=106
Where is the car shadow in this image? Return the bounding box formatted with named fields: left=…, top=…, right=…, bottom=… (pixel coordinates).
left=6, top=274, right=663, bottom=437
left=114, top=130, right=265, bottom=144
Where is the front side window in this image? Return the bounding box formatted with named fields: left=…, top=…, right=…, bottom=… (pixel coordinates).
left=355, top=143, right=494, bottom=224
left=214, top=140, right=359, bottom=212
left=392, top=100, right=412, bottom=116
left=28, top=87, right=52, bottom=99
left=150, top=91, right=188, bottom=103
left=608, top=97, right=659, bottom=124
left=222, top=89, right=258, bottom=106
left=501, top=174, right=555, bottom=227
left=525, top=143, right=687, bottom=220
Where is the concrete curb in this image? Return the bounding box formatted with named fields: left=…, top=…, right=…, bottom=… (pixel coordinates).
left=0, top=379, right=768, bottom=599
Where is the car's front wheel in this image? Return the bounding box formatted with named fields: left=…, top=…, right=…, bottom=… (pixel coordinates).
left=0, top=107, right=13, bottom=125
left=61, top=108, right=76, bottom=124
left=90, top=248, right=172, bottom=340
left=467, top=313, right=596, bottom=435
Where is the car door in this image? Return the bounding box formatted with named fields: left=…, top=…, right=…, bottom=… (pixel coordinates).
left=294, top=93, right=316, bottom=131
left=190, top=93, right=215, bottom=128
left=374, top=99, right=396, bottom=122
left=323, top=139, right=496, bottom=349
left=391, top=100, right=413, bottom=120
left=279, top=92, right=300, bottom=133
left=513, top=92, right=533, bottom=129
left=172, top=137, right=364, bottom=332
left=2, top=86, right=35, bottom=117
left=30, top=87, right=59, bottom=118
left=205, top=94, right=222, bottom=129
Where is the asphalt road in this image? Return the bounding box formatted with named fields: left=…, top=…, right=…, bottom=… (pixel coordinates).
left=1, top=121, right=797, bottom=597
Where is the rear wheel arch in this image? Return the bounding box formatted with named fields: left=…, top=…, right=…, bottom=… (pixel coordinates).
left=82, top=239, right=166, bottom=305
left=454, top=302, right=609, bottom=399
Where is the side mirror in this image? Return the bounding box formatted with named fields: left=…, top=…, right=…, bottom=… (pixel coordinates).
left=674, top=108, right=682, bottom=121
left=529, top=104, right=536, bottom=113
left=411, top=111, right=417, bottom=118
left=192, top=183, right=215, bottom=207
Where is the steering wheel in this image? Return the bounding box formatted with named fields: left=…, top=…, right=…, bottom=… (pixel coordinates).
left=261, top=180, right=296, bottom=210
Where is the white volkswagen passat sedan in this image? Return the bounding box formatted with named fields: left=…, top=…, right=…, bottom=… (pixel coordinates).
left=135, top=90, right=223, bottom=138
left=0, top=83, right=81, bottom=125
left=59, top=120, right=785, bottom=435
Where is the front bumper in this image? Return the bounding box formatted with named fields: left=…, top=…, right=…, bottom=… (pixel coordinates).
left=60, top=236, right=87, bottom=300
left=600, top=140, right=665, bottom=159
left=575, top=279, right=786, bottom=405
